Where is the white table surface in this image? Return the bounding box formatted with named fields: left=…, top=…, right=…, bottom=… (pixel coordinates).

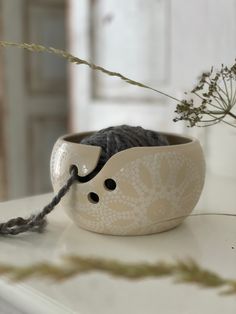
left=0, top=172, right=236, bottom=314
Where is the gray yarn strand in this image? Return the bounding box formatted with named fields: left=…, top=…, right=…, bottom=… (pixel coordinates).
left=0, top=166, right=78, bottom=235
left=0, top=125, right=169, bottom=235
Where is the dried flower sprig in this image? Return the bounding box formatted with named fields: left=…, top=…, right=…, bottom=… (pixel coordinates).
left=174, top=62, right=236, bottom=127
left=0, top=255, right=235, bottom=295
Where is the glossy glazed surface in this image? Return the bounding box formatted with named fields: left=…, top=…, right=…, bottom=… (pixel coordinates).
left=0, top=173, right=236, bottom=313
left=50, top=132, right=205, bottom=235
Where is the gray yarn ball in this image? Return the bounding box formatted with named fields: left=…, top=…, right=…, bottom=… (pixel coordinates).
left=79, top=125, right=169, bottom=181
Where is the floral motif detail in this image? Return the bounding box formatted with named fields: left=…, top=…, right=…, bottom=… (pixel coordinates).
left=66, top=152, right=204, bottom=235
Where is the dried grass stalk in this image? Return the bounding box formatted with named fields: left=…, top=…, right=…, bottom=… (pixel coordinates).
left=0, top=41, right=179, bottom=102
left=0, top=255, right=235, bottom=295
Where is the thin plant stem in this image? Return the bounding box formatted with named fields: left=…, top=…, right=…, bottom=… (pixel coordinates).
left=231, top=87, right=236, bottom=108
left=211, top=94, right=227, bottom=110
left=204, top=80, right=228, bottom=109
left=222, top=76, right=230, bottom=104
left=0, top=41, right=181, bottom=103
left=226, top=111, right=236, bottom=120
left=230, top=77, right=233, bottom=103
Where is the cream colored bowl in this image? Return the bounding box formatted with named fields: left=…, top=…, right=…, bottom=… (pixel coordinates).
left=50, top=131, right=205, bottom=235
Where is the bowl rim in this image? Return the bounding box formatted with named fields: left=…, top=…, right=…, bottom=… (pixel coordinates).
left=60, top=130, right=199, bottom=149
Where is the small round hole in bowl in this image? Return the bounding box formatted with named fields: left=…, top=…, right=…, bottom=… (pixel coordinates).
left=88, top=192, right=99, bottom=204
left=104, top=178, right=116, bottom=191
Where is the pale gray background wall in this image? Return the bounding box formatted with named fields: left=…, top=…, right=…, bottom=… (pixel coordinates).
left=1, top=0, right=236, bottom=199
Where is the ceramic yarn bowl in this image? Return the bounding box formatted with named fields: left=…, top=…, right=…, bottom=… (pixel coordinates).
left=50, top=131, right=205, bottom=236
